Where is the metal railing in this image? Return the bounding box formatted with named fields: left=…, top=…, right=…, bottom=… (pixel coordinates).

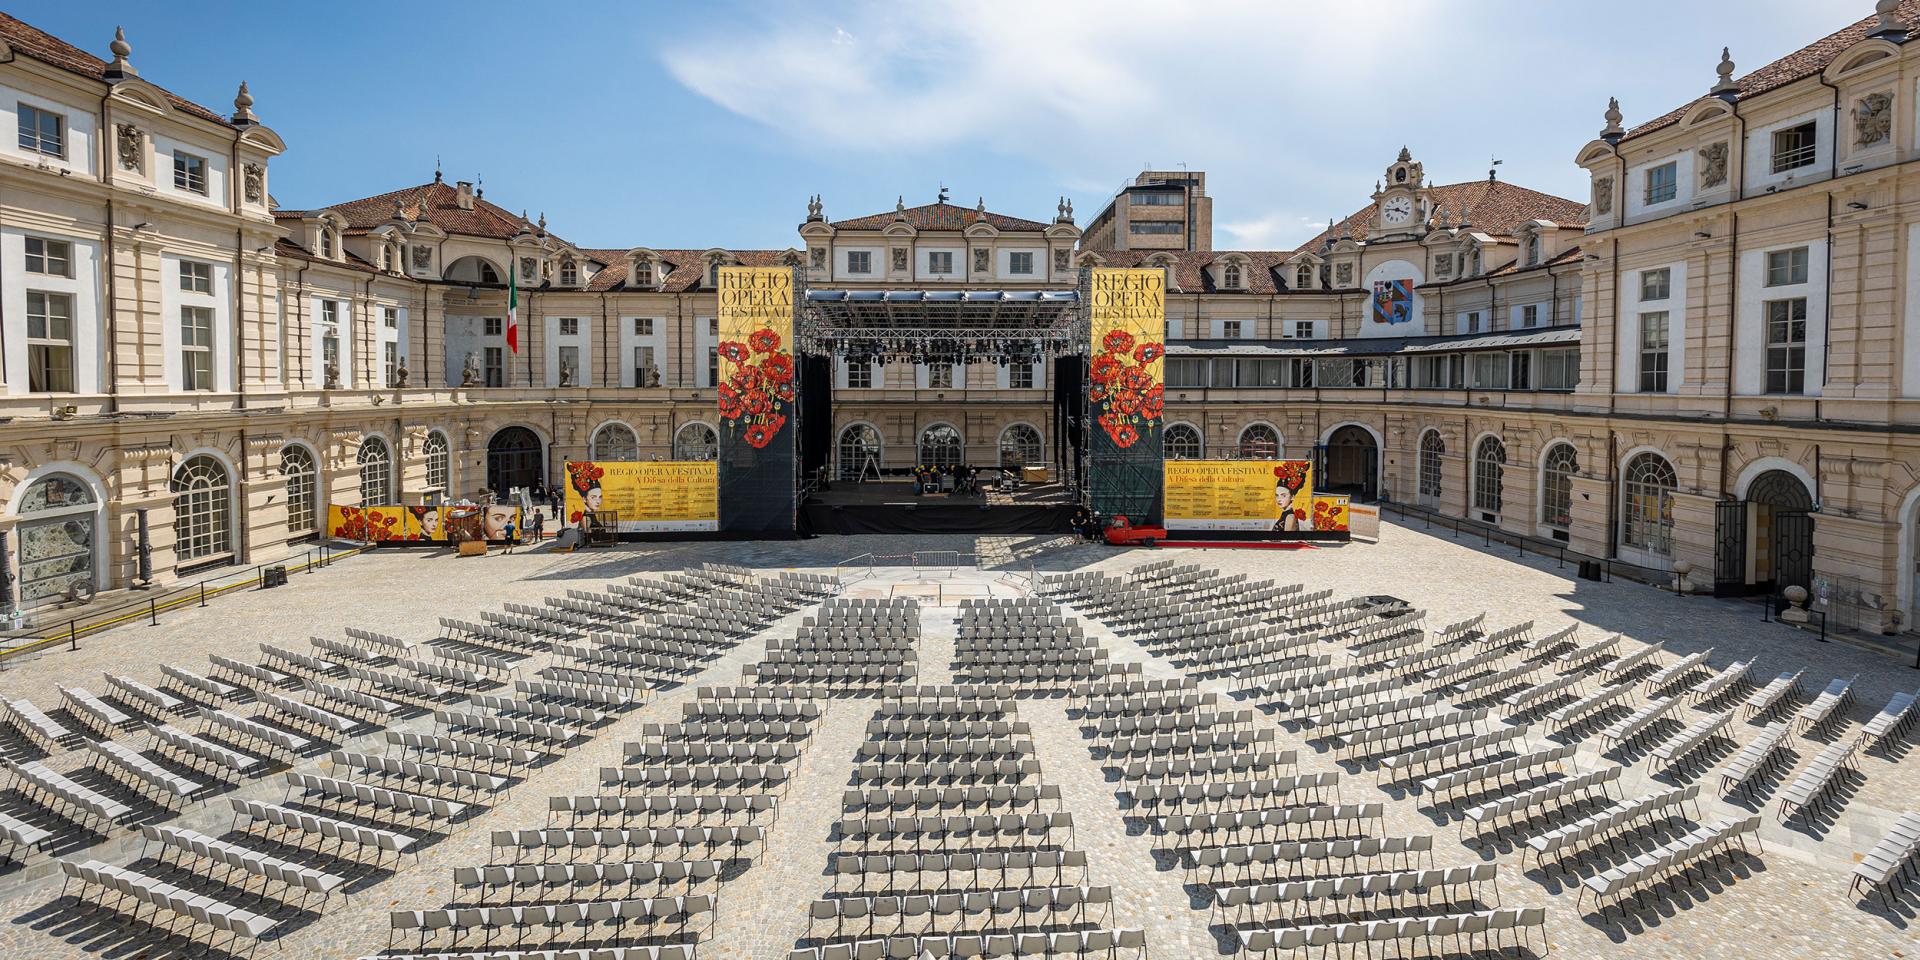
left=1377, top=499, right=1673, bottom=588
left=0, top=543, right=367, bottom=662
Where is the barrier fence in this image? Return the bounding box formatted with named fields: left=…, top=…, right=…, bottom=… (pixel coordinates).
left=0, top=543, right=366, bottom=662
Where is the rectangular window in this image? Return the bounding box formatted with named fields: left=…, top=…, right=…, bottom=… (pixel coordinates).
left=559, top=317, right=579, bottom=336
left=321, top=330, right=340, bottom=385
left=179, top=260, right=212, bottom=293
left=847, top=361, right=873, bottom=389
left=1293, top=320, right=1315, bottom=339
left=557, top=345, right=580, bottom=382
left=1765, top=247, right=1809, bottom=287
left=16, top=104, right=64, bottom=158
left=632, top=263, right=653, bottom=286
left=384, top=341, right=398, bottom=388
left=707, top=346, right=719, bottom=388
left=181, top=306, right=214, bottom=391
left=1462, top=311, right=1483, bottom=334
left=1770, top=121, right=1818, bottom=174
left=1540, top=348, right=1580, bottom=391
left=847, top=251, right=872, bottom=274
left=633, top=345, right=657, bottom=386
left=928, top=251, right=953, bottom=274
left=1521, top=304, right=1540, bottom=328
left=1638, top=311, right=1670, bottom=392
left=1236, top=358, right=1285, bottom=388
left=485, top=317, right=503, bottom=337
left=1644, top=161, right=1677, bottom=204
left=1290, top=358, right=1315, bottom=388
left=383, top=306, right=398, bottom=329
left=633, top=317, right=653, bottom=336
left=25, top=236, right=73, bottom=277
left=1765, top=297, right=1808, bottom=394
left=25, top=291, right=75, bottom=393
left=926, top=361, right=953, bottom=388
left=173, top=151, right=208, bottom=194
left=484, top=346, right=504, bottom=387
left=321, top=299, right=340, bottom=327
left=1221, top=320, right=1243, bottom=339
left=1008, top=363, right=1035, bottom=389
left=1008, top=252, right=1035, bottom=275
left=1128, top=222, right=1184, bottom=234
left=1165, top=357, right=1208, bottom=388
left=1471, top=352, right=1509, bottom=389
left=1641, top=268, right=1671, bottom=302
left=1130, top=191, right=1182, bottom=206
left=1509, top=350, right=1531, bottom=389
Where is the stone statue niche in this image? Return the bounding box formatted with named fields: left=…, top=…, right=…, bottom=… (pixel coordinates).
left=461, top=351, right=480, bottom=387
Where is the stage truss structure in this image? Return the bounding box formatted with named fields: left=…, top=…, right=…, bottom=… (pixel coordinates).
left=797, top=287, right=1089, bottom=365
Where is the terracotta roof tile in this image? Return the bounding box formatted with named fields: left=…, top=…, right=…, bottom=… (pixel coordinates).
left=585, top=249, right=796, bottom=293
left=1079, top=250, right=1304, bottom=295
left=1623, top=2, right=1915, bottom=142
left=0, top=13, right=230, bottom=126
left=273, top=237, right=381, bottom=274
left=309, top=180, right=566, bottom=244
left=1294, top=180, right=1588, bottom=253
left=831, top=201, right=1052, bottom=232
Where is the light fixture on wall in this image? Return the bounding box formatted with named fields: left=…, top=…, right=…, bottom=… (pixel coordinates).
left=1693, top=231, right=1712, bottom=239
left=1847, top=201, right=1869, bottom=210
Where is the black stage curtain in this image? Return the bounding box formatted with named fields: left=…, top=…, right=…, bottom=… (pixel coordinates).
left=799, top=354, right=833, bottom=482
left=802, top=503, right=1074, bottom=536
left=1052, top=355, right=1085, bottom=495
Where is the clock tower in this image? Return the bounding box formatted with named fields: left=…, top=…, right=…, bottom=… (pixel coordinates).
left=1368, top=146, right=1429, bottom=241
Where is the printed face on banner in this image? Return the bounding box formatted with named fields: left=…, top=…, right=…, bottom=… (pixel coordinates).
left=564, top=460, right=719, bottom=532
left=1088, top=269, right=1166, bottom=450
left=411, top=506, right=444, bottom=541
left=1163, top=459, right=1315, bottom=531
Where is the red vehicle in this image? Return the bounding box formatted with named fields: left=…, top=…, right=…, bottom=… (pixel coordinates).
left=1104, top=514, right=1167, bottom=547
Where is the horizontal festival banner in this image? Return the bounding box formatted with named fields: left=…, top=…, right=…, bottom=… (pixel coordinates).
left=1163, top=459, right=1315, bottom=531
left=564, top=460, right=719, bottom=533
left=328, top=503, right=521, bottom=543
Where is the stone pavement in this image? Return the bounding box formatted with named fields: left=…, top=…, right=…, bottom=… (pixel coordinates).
left=0, top=523, right=1913, bottom=958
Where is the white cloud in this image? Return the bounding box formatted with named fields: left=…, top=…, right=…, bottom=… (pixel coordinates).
left=1220, top=212, right=1325, bottom=251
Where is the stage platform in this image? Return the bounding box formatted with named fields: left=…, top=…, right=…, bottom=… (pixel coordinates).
left=800, top=480, right=1076, bottom=536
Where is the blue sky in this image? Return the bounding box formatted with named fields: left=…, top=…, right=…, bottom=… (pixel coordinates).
left=12, top=1, right=1867, bottom=251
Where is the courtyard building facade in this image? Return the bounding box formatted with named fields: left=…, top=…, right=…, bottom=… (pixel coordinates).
left=4, top=5, right=1920, bottom=633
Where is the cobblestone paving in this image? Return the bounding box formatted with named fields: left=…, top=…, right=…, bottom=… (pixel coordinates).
left=0, top=524, right=1914, bottom=959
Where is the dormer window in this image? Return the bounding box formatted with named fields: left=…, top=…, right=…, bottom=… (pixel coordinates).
left=1222, top=263, right=1242, bottom=289
left=318, top=229, right=334, bottom=259
left=1770, top=121, right=1817, bottom=174
left=1524, top=235, right=1540, bottom=266
left=1295, top=265, right=1312, bottom=290
left=708, top=261, right=724, bottom=286
left=633, top=262, right=653, bottom=287
left=560, top=259, right=578, bottom=286
left=1470, top=250, right=1482, bottom=276
left=380, top=244, right=395, bottom=271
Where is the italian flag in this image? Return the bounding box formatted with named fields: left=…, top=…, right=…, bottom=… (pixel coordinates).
left=505, top=266, right=520, bottom=354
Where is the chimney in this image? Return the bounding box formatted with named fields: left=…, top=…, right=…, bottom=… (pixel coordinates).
left=455, top=180, right=474, bottom=211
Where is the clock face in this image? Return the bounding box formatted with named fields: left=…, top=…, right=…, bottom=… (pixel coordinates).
left=1382, top=195, right=1414, bottom=225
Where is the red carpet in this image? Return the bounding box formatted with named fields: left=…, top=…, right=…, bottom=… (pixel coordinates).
left=1150, top=540, right=1318, bottom=550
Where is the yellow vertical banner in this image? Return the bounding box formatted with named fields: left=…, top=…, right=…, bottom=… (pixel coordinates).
left=1087, top=268, right=1166, bottom=450
left=716, top=266, right=797, bottom=533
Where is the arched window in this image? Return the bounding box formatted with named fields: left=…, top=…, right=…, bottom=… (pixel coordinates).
left=592, top=422, right=638, bottom=460
left=1237, top=424, right=1280, bottom=459
left=1623, top=452, right=1677, bottom=556
left=1295, top=265, right=1312, bottom=290
left=319, top=229, right=334, bottom=258
left=674, top=422, right=718, bottom=461
left=1541, top=443, right=1578, bottom=528
left=357, top=436, right=393, bottom=504
left=1418, top=430, right=1445, bottom=504
left=998, top=424, right=1043, bottom=467
left=280, top=444, right=318, bottom=535
left=559, top=258, right=578, bottom=286
left=1473, top=436, right=1506, bottom=514
left=837, top=424, right=882, bottom=480
left=1164, top=423, right=1204, bottom=460
left=171, top=455, right=231, bottom=562
left=423, top=431, right=450, bottom=493
left=379, top=244, right=393, bottom=271
left=16, top=472, right=99, bottom=603
left=1222, top=263, right=1242, bottom=289
left=919, top=424, right=963, bottom=469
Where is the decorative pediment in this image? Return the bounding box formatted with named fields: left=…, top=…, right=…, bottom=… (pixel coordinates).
left=107, top=80, right=174, bottom=118
left=1826, top=39, right=1901, bottom=81
left=1680, top=99, right=1733, bottom=128
left=237, top=125, right=286, bottom=155
left=1575, top=141, right=1616, bottom=167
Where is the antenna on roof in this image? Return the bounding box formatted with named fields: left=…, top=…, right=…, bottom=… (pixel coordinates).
left=434, top=156, right=442, bottom=183
left=1489, top=157, right=1503, bottom=182
left=937, top=183, right=950, bottom=204
left=475, top=176, right=483, bottom=199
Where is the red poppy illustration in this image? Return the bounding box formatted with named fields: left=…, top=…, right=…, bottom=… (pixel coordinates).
left=748, top=328, right=782, bottom=354
left=1274, top=460, right=1311, bottom=491
left=1090, top=355, right=1123, bottom=384
left=718, top=341, right=750, bottom=363
left=1133, top=342, right=1164, bottom=364
left=1102, top=329, right=1135, bottom=355
left=1089, top=323, right=1164, bottom=449
left=718, top=326, right=794, bottom=449
left=762, top=353, right=794, bottom=383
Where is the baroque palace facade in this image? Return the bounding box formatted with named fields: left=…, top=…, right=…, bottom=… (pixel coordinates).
left=6, top=5, right=1920, bottom=633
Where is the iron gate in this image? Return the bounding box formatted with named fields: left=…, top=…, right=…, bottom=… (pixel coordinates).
left=1712, top=499, right=1747, bottom=597
left=1773, top=509, right=1813, bottom=594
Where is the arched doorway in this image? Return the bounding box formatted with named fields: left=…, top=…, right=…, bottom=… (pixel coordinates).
left=919, top=424, right=962, bottom=469
left=486, top=426, right=544, bottom=497
left=1322, top=425, right=1379, bottom=501
left=1747, top=469, right=1813, bottom=594
left=837, top=424, right=881, bottom=481
left=14, top=471, right=103, bottom=605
